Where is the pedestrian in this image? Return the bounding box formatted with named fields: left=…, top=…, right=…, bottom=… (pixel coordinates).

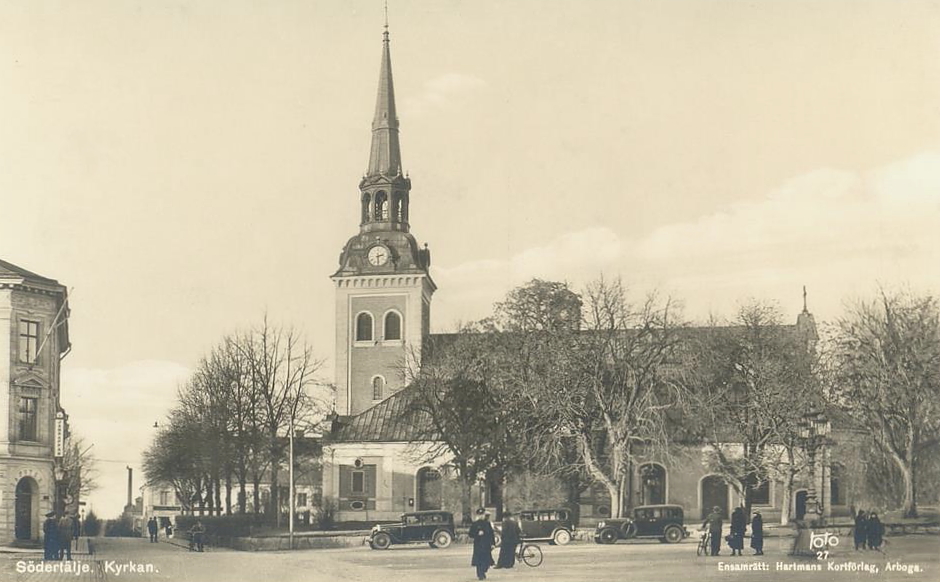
left=750, top=510, right=764, bottom=555
left=866, top=512, right=884, bottom=551
left=853, top=509, right=868, bottom=551
left=73, top=514, right=81, bottom=552
left=729, top=507, right=746, bottom=556
left=147, top=517, right=158, bottom=543
left=57, top=513, right=74, bottom=560
left=494, top=511, right=521, bottom=569
left=189, top=520, right=206, bottom=552
left=468, top=508, right=495, bottom=580
left=702, top=506, right=723, bottom=556
left=43, top=511, right=59, bottom=561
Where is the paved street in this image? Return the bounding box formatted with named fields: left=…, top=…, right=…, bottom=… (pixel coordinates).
left=2, top=535, right=937, bottom=582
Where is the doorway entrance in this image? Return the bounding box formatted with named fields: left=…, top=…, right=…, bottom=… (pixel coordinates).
left=15, top=477, right=38, bottom=540
left=701, top=475, right=729, bottom=519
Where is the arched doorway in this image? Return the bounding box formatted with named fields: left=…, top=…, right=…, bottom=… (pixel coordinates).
left=700, top=475, right=729, bottom=520
left=639, top=463, right=667, bottom=505
left=795, top=490, right=808, bottom=520
left=417, top=468, right=442, bottom=510
left=15, top=477, right=39, bottom=540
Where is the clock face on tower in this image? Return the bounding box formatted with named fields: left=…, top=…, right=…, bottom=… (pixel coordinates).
left=367, top=245, right=389, bottom=266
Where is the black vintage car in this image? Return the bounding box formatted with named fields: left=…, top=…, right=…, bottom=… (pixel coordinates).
left=594, top=504, right=689, bottom=544
left=369, top=511, right=456, bottom=550
left=517, top=508, right=576, bottom=545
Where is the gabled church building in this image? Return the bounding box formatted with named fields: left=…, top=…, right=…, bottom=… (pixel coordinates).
left=322, top=26, right=847, bottom=526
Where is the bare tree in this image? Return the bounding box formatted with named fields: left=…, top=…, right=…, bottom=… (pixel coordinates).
left=829, top=290, right=940, bottom=517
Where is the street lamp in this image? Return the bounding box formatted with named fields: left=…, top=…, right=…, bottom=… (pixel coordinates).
left=798, top=410, right=831, bottom=526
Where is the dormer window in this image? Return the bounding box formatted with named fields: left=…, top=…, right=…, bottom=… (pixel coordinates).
left=356, top=312, right=373, bottom=342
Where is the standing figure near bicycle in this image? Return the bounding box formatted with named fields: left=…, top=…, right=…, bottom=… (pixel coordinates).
left=750, top=510, right=764, bottom=555
left=469, top=509, right=496, bottom=580
left=495, top=511, right=521, bottom=569
left=702, top=506, right=723, bottom=556
left=729, top=507, right=746, bottom=556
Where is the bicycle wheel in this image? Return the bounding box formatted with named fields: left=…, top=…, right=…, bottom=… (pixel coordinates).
left=521, top=544, right=543, bottom=567
left=696, top=534, right=708, bottom=557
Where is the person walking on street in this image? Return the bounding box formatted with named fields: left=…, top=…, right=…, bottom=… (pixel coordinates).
left=729, top=507, right=746, bottom=556
left=73, top=514, right=81, bottom=552
left=57, top=513, right=74, bottom=560
left=750, top=510, right=764, bottom=555
left=43, top=511, right=59, bottom=561
left=189, top=520, right=206, bottom=552
left=702, top=506, right=723, bottom=556
left=866, top=513, right=884, bottom=551
left=853, top=510, right=868, bottom=551
left=147, top=517, right=158, bottom=543
left=495, top=511, right=521, bottom=569
left=469, top=508, right=495, bottom=580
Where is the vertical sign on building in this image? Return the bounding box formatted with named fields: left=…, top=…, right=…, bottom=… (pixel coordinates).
left=54, top=410, right=66, bottom=458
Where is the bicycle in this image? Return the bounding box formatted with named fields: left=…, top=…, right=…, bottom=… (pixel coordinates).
left=516, top=542, right=543, bottom=567
left=696, top=531, right=711, bottom=557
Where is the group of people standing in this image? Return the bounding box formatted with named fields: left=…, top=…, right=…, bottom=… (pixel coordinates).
left=853, top=510, right=885, bottom=551
left=468, top=508, right=523, bottom=580
left=702, top=506, right=764, bottom=557
left=42, top=511, right=79, bottom=561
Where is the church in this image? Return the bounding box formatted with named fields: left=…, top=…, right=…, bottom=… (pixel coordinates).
left=321, top=26, right=847, bottom=526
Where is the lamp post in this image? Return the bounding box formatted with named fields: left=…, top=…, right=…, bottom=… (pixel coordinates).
left=798, top=410, right=831, bottom=527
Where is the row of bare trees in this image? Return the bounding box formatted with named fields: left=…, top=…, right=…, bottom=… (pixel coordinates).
left=405, top=277, right=939, bottom=522
left=143, top=317, right=329, bottom=523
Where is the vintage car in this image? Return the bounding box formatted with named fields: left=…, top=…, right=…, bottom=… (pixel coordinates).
left=515, top=508, right=576, bottom=545
left=368, top=511, right=456, bottom=550
left=594, top=504, right=689, bottom=544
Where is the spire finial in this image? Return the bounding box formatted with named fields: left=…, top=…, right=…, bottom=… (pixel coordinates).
left=802, top=285, right=808, bottom=313
left=384, top=1, right=389, bottom=39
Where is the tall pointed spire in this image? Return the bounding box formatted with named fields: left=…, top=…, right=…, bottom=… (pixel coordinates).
left=367, top=20, right=402, bottom=177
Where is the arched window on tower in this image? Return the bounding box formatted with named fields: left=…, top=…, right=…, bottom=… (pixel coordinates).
left=374, top=191, right=389, bottom=221
left=372, top=376, right=385, bottom=400
left=384, top=311, right=402, bottom=341
left=361, top=192, right=371, bottom=224
left=356, top=312, right=373, bottom=342
left=391, top=193, right=401, bottom=223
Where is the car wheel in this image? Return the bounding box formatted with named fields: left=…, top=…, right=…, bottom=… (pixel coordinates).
left=663, top=526, right=683, bottom=544
left=432, top=529, right=453, bottom=549
left=552, top=529, right=572, bottom=546
left=371, top=532, right=391, bottom=550
left=598, top=528, right=618, bottom=544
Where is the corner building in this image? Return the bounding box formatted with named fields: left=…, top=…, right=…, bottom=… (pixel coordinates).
left=0, top=259, right=70, bottom=544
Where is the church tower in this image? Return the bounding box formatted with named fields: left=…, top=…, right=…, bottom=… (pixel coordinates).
left=332, top=24, right=435, bottom=416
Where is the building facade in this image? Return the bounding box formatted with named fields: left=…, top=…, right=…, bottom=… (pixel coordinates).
left=0, top=259, right=71, bottom=544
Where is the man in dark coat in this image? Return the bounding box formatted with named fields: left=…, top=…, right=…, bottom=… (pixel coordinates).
left=853, top=509, right=868, bottom=551
left=147, top=518, right=158, bottom=543
left=729, top=507, right=746, bottom=556
left=43, top=511, right=59, bottom=560
left=469, top=508, right=495, bottom=580
left=750, top=510, right=764, bottom=555
left=702, top=506, right=723, bottom=556
left=866, top=513, right=884, bottom=551
left=495, top=511, right=521, bottom=569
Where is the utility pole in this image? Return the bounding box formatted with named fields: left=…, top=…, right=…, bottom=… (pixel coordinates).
left=289, top=414, right=294, bottom=550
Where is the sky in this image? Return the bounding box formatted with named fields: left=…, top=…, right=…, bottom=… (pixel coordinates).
left=1, top=0, right=938, bottom=516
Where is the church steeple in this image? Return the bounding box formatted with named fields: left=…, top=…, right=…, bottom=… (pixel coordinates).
left=367, top=24, right=402, bottom=178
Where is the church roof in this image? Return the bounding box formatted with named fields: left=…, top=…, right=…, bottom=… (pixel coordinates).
left=330, top=386, right=433, bottom=443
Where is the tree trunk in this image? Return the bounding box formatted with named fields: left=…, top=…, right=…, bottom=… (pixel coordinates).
left=215, top=476, right=223, bottom=516
left=271, top=461, right=280, bottom=527
left=238, top=472, right=247, bottom=514
left=564, top=473, right=582, bottom=526
left=225, top=473, right=233, bottom=515
left=892, top=453, right=917, bottom=518
left=252, top=473, right=262, bottom=515
left=460, top=476, right=473, bottom=526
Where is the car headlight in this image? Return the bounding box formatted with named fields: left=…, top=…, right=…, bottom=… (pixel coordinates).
left=597, top=521, right=606, bottom=528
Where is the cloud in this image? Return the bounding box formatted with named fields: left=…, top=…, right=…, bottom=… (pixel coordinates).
left=401, top=73, right=486, bottom=117
left=61, top=360, right=190, bottom=516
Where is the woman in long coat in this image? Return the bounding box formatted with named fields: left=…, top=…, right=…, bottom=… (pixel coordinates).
left=853, top=510, right=868, bottom=551
left=750, top=510, right=764, bottom=555
left=729, top=507, right=746, bottom=556
left=866, top=513, right=884, bottom=551
left=495, top=512, right=521, bottom=569
left=469, top=509, right=495, bottom=580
